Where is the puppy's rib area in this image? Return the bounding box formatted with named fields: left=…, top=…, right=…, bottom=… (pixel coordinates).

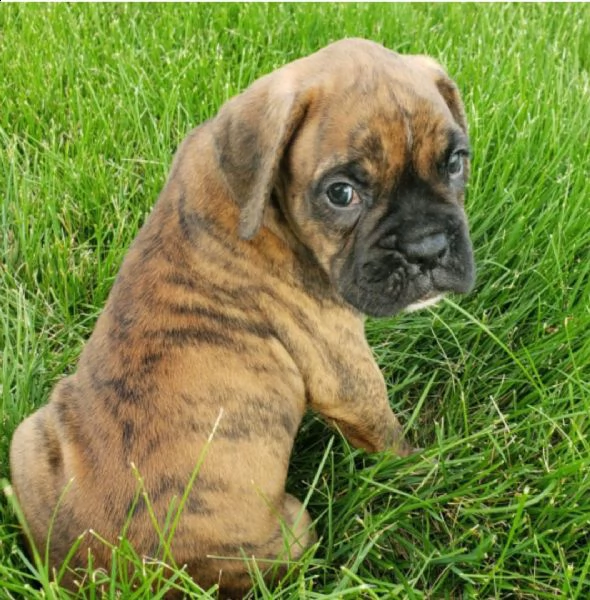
left=9, top=37, right=473, bottom=597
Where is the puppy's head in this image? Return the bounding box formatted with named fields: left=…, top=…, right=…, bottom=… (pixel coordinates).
left=214, top=38, right=475, bottom=317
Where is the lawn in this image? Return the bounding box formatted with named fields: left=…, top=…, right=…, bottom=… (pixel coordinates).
left=1, top=3, right=589, bottom=598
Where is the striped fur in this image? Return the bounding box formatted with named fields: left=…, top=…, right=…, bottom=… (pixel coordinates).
left=10, top=38, right=474, bottom=597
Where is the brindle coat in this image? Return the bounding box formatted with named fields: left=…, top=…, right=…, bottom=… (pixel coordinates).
left=10, top=38, right=475, bottom=597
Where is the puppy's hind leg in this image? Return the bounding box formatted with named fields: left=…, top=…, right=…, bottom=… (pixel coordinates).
left=195, top=493, right=315, bottom=598
left=264, top=492, right=316, bottom=561
left=242, top=493, right=316, bottom=593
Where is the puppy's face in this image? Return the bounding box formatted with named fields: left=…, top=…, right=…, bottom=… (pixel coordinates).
left=215, top=39, right=475, bottom=316
left=279, top=54, right=475, bottom=317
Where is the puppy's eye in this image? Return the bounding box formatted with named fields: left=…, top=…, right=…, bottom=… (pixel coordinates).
left=447, top=152, right=464, bottom=178
left=326, top=182, right=357, bottom=207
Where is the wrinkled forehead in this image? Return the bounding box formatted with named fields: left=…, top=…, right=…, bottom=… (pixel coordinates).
left=297, top=73, right=461, bottom=185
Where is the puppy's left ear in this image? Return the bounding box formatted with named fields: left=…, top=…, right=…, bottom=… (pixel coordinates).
left=411, top=56, right=468, bottom=134
left=213, top=72, right=309, bottom=240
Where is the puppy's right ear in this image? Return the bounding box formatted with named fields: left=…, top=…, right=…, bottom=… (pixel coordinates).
left=411, top=55, right=468, bottom=134
left=213, top=72, right=309, bottom=240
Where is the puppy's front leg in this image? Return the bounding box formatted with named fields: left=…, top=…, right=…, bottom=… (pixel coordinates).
left=315, top=388, right=412, bottom=457
left=307, top=341, right=412, bottom=456
left=326, top=405, right=411, bottom=456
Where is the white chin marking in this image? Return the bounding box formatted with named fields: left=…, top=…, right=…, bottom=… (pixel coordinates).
left=404, top=293, right=445, bottom=313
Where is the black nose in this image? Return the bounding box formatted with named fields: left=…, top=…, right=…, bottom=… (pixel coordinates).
left=399, top=232, right=448, bottom=265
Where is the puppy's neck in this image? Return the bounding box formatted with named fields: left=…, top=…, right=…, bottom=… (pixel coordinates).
left=263, top=193, right=300, bottom=248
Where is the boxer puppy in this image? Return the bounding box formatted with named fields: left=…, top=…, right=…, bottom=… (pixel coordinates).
left=10, top=38, right=475, bottom=596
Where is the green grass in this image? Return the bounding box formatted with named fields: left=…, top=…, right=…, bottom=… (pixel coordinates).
left=1, top=3, right=589, bottom=598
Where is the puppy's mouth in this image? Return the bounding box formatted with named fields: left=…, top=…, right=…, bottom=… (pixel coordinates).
left=338, top=265, right=436, bottom=317
left=337, top=236, right=474, bottom=318
left=404, top=292, right=445, bottom=313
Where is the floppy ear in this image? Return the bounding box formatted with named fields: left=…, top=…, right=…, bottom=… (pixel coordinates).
left=433, top=76, right=468, bottom=134
left=411, top=56, right=468, bottom=134
left=213, top=73, right=309, bottom=240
